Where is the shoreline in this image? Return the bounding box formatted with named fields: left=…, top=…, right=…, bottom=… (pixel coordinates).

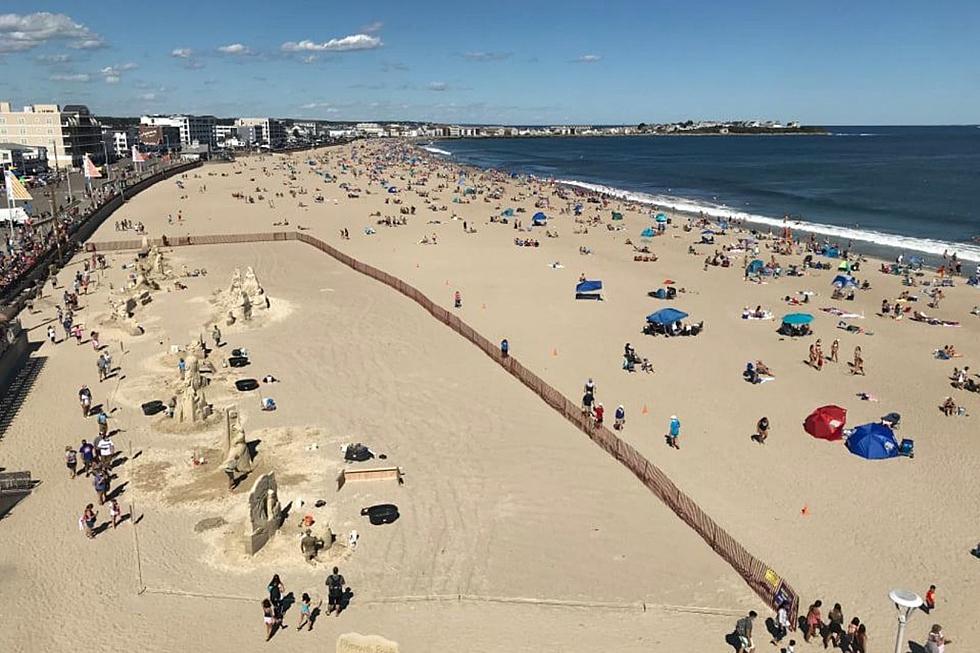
left=422, top=145, right=980, bottom=268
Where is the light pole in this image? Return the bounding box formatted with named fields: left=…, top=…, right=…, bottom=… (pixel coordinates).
left=889, top=589, right=922, bottom=653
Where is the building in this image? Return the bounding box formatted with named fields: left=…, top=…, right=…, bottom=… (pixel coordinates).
left=140, top=114, right=216, bottom=147
left=0, top=142, right=48, bottom=175
left=355, top=122, right=386, bottom=138
left=0, top=101, right=104, bottom=167
left=101, top=125, right=140, bottom=159
left=236, top=118, right=286, bottom=148
left=214, top=124, right=237, bottom=146
left=137, top=123, right=181, bottom=152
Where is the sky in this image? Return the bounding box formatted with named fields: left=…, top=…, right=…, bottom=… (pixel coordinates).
left=0, top=0, right=977, bottom=124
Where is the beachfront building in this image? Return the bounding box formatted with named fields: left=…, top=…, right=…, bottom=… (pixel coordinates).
left=355, top=123, right=386, bottom=138
left=236, top=118, right=287, bottom=148
left=0, top=142, right=48, bottom=175
left=141, top=114, right=216, bottom=147
left=101, top=125, right=139, bottom=159
left=0, top=102, right=105, bottom=168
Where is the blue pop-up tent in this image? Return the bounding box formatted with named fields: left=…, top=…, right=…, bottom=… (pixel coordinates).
left=640, top=227, right=656, bottom=238
left=647, top=308, right=688, bottom=325
left=846, top=423, right=899, bottom=460
left=655, top=212, right=668, bottom=223
left=532, top=211, right=547, bottom=226
left=833, top=274, right=857, bottom=288
left=747, top=259, right=765, bottom=274
left=575, top=280, right=603, bottom=300
left=501, top=208, right=514, bottom=217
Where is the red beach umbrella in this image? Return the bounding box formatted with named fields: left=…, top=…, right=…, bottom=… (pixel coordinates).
left=804, top=405, right=847, bottom=441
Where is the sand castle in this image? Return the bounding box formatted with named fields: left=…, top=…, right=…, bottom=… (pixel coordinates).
left=221, top=406, right=252, bottom=487
left=215, top=266, right=270, bottom=323
left=175, top=354, right=210, bottom=424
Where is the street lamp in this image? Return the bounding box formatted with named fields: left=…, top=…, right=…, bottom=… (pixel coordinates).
left=889, top=589, right=922, bottom=653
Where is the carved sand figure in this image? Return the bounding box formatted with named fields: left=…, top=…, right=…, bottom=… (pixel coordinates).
left=221, top=406, right=252, bottom=489
left=246, top=472, right=282, bottom=554
left=214, top=267, right=269, bottom=321
left=175, top=354, right=209, bottom=423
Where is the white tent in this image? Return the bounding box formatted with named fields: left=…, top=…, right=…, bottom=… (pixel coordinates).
left=0, top=207, right=31, bottom=224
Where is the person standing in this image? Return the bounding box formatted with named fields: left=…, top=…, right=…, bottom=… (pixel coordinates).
left=325, top=566, right=345, bottom=616
left=92, top=469, right=110, bottom=505
left=79, top=439, right=96, bottom=476
left=593, top=402, right=604, bottom=429
left=109, top=499, right=122, bottom=528
left=96, top=410, right=109, bottom=438
left=80, top=504, right=98, bottom=539
left=47, top=325, right=57, bottom=343
left=734, top=610, right=756, bottom=653
left=211, top=324, right=222, bottom=348
left=261, top=599, right=277, bottom=641
left=805, top=600, right=824, bottom=642
left=454, top=290, right=462, bottom=309
left=65, top=445, right=78, bottom=479
left=771, top=602, right=791, bottom=645
left=79, top=385, right=92, bottom=416
left=667, top=415, right=681, bottom=449
left=830, top=338, right=840, bottom=362
left=267, top=574, right=286, bottom=627
left=925, top=624, right=951, bottom=653
left=824, top=602, right=845, bottom=648
left=500, top=339, right=509, bottom=359
left=924, top=584, right=937, bottom=613
left=614, top=405, right=626, bottom=431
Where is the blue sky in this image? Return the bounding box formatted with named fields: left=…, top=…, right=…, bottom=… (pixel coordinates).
left=1, top=1, right=977, bottom=124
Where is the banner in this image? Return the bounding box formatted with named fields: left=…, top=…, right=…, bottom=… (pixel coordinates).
left=132, top=144, right=148, bottom=163
left=4, top=169, right=33, bottom=202
left=83, top=153, right=102, bottom=179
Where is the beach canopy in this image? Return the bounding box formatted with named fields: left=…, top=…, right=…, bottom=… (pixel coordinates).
left=612, top=211, right=623, bottom=220
left=832, top=274, right=857, bottom=288
left=646, top=308, right=688, bottom=325
left=846, top=423, right=900, bottom=460
left=655, top=212, right=668, bottom=223
left=804, top=405, right=847, bottom=441
left=532, top=211, right=548, bottom=225
left=782, top=312, right=814, bottom=326
left=576, top=280, right=603, bottom=293
left=641, top=227, right=656, bottom=238
left=747, top=259, right=765, bottom=273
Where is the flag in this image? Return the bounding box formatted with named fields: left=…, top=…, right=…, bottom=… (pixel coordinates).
left=131, top=145, right=148, bottom=163
left=83, top=153, right=102, bottom=179
left=4, top=169, right=33, bottom=202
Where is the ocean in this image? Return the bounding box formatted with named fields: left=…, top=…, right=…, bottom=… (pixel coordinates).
left=430, top=126, right=980, bottom=263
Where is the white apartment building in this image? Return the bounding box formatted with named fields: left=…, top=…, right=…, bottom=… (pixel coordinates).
left=235, top=118, right=286, bottom=148
left=0, top=101, right=104, bottom=167
left=102, top=125, right=139, bottom=159
left=141, top=114, right=216, bottom=147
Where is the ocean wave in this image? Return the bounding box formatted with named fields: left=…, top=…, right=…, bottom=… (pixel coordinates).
left=421, top=146, right=453, bottom=156
left=555, top=179, right=980, bottom=263
left=832, top=133, right=877, bottom=137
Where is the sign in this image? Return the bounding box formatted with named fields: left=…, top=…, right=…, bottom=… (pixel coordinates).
left=139, top=125, right=164, bottom=146
left=764, top=568, right=781, bottom=588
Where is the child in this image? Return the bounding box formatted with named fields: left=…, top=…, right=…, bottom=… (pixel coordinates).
left=109, top=499, right=122, bottom=528
left=923, top=584, right=936, bottom=613
left=785, top=639, right=796, bottom=653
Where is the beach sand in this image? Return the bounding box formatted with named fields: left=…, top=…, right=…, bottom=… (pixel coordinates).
left=0, top=141, right=977, bottom=651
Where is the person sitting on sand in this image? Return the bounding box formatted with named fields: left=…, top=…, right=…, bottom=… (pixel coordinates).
left=744, top=363, right=761, bottom=384
left=753, top=416, right=770, bottom=444
left=755, top=360, right=774, bottom=377
left=941, top=396, right=957, bottom=416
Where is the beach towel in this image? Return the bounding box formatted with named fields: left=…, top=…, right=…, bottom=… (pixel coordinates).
left=821, top=307, right=863, bottom=319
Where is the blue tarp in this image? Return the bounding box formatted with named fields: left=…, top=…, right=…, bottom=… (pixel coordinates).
left=747, top=259, right=765, bottom=273
left=833, top=274, right=857, bottom=288
left=846, top=423, right=899, bottom=460
left=641, top=227, right=656, bottom=238
left=576, top=280, right=603, bottom=293
left=532, top=211, right=547, bottom=225
left=781, top=313, right=813, bottom=325
left=646, top=308, right=688, bottom=325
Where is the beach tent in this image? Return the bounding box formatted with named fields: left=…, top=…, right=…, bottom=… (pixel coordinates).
left=501, top=208, right=514, bottom=217
left=804, top=405, right=846, bottom=441
left=612, top=211, right=623, bottom=221
left=387, top=186, right=398, bottom=193
left=575, top=280, right=603, bottom=300
left=832, top=274, right=857, bottom=288
left=574, top=203, right=583, bottom=215
left=701, top=229, right=715, bottom=235
left=646, top=308, right=688, bottom=325
left=655, top=213, right=668, bottom=223
left=846, top=423, right=900, bottom=460
left=532, top=211, right=548, bottom=226
left=640, top=227, right=656, bottom=238
left=782, top=313, right=814, bottom=326
left=747, top=259, right=765, bottom=274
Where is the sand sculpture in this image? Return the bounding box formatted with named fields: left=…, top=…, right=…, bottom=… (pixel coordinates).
left=246, top=472, right=282, bottom=554
left=221, top=406, right=252, bottom=488
left=336, top=633, right=400, bottom=653
left=215, top=266, right=269, bottom=321
left=175, top=354, right=209, bottom=423
left=103, top=296, right=144, bottom=336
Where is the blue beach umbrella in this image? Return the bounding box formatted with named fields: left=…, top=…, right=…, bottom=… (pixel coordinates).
left=781, top=313, right=813, bottom=326
left=655, top=213, right=668, bottom=223
left=846, top=423, right=900, bottom=460
left=646, top=308, right=689, bottom=325
left=641, top=226, right=656, bottom=238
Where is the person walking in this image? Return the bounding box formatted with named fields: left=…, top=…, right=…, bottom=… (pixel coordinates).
left=211, top=324, right=222, bottom=348
left=109, top=499, right=122, bottom=528
left=79, top=439, right=96, bottom=476
left=824, top=602, right=845, bottom=648
left=92, top=469, right=110, bottom=505
left=79, top=385, right=92, bottom=416
left=96, top=410, right=109, bottom=438
left=296, top=593, right=320, bottom=631
left=47, top=325, right=57, bottom=343
left=267, top=574, right=287, bottom=627
left=80, top=504, right=98, bottom=539
left=925, top=624, right=952, bottom=653
left=65, top=445, right=78, bottom=479
left=325, top=566, right=345, bottom=616
left=667, top=415, right=681, bottom=449
left=261, top=598, right=278, bottom=641
left=804, top=600, right=824, bottom=642
left=771, top=602, right=791, bottom=645
left=453, top=290, right=462, bottom=309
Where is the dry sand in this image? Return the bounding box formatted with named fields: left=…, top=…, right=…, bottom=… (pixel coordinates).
left=1, top=141, right=977, bottom=651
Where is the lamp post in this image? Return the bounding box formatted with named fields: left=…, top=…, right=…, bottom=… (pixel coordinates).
left=889, top=589, right=922, bottom=653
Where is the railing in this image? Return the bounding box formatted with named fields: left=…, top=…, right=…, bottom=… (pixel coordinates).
left=86, top=230, right=801, bottom=624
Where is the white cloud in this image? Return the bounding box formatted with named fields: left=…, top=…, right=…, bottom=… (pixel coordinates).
left=299, top=102, right=339, bottom=113
left=361, top=21, right=383, bottom=34
left=302, top=55, right=317, bottom=64
left=49, top=72, right=90, bottom=82
left=463, top=51, right=511, bottom=62
left=0, top=12, right=106, bottom=52
left=573, top=54, right=602, bottom=63
left=281, top=34, right=382, bottom=52
left=35, top=52, right=71, bottom=64
left=428, top=81, right=448, bottom=91
left=100, top=63, right=136, bottom=84
left=104, top=75, right=120, bottom=84
left=217, top=43, right=251, bottom=55
left=137, top=92, right=157, bottom=101
left=171, top=47, right=193, bottom=58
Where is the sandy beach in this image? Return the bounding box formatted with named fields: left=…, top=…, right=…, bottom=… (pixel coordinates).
left=1, top=141, right=977, bottom=652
